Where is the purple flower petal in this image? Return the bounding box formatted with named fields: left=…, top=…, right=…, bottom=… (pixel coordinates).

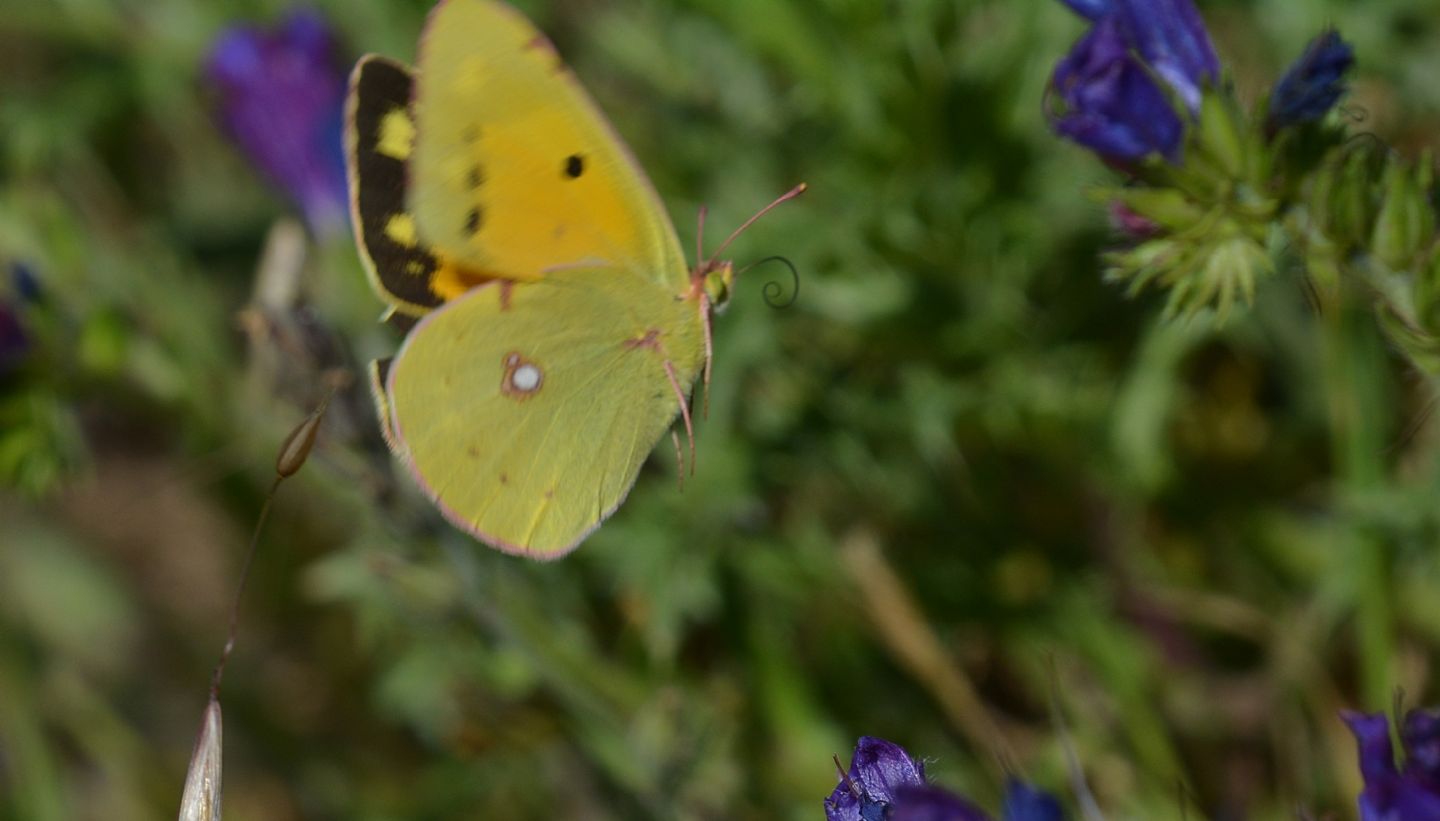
left=1001, top=779, right=1065, bottom=821
left=1346, top=710, right=1440, bottom=820
left=1113, top=0, right=1220, bottom=112
left=850, top=736, right=927, bottom=803
left=1057, top=0, right=1113, bottom=21
left=890, top=785, right=993, bottom=821
left=10, top=261, right=41, bottom=304
left=824, top=782, right=864, bottom=821
left=826, top=737, right=929, bottom=821
left=0, top=300, right=29, bottom=376
left=1268, top=30, right=1355, bottom=129
left=1346, top=711, right=1399, bottom=783
left=206, top=9, right=350, bottom=237
left=1404, top=710, right=1440, bottom=783
left=825, top=738, right=1067, bottom=821
left=1358, top=781, right=1440, bottom=821
left=1049, top=17, right=1185, bottom=163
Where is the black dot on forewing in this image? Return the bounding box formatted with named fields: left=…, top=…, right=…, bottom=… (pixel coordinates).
left=466, top=166, right=484, bottom=189
left=461, top=125, right=481, bottom=143
left=465, top=206, right=483, bottom=235
left=564, top=154, right=585, bottom=179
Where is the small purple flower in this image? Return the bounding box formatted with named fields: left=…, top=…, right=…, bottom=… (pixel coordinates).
left=0, top=301, right=29, bottom=377
left=1056, top=0, right=1111, bottom=22
left=1048, top=0, right=1220, bottom=164
left=826, top=736, right=929, bottom=820
left=11, top=261, right=41, bottom=304
left=826, top=738, right=1064, bottom=821
left=206, top=9, right=349, bottom=237
left=1345, top=709, right=1440, bottom=820
left=889, top=785, right=989, bottom=821
left=1268, top=30, right=1355, bottom=130
left=1406, top=710, right=1440, bottom=780
left=1000, top=780, right=1065, bottom=821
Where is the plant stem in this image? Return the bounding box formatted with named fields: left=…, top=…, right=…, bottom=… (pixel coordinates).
left=1321, top=297, right=1393, bottom=708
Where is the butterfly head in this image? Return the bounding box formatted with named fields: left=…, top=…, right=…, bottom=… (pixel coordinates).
left=689, top=183, right=806, bottom=312
left=693, top=259, right=736, bottom=313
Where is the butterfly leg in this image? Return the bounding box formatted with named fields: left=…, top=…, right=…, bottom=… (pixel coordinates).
left=699, top=294, right=714, bottom=420
left=662, top=359, right=696, bottom=476
left=670, top=428, right=685, bottom=491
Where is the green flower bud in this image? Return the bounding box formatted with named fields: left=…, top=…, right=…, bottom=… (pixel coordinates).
left=1331, top=145, right=1380, bottom=250
left=1372, top=155, right=1436, bottom=272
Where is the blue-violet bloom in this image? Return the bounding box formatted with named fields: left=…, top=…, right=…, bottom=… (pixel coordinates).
left=1345, top=708, right=1440, bottom=820
left=11, top=261, right=41, bottom=304
left=206, top=9, right=349, bottom=237
left=1056, top=0, right=1110, bottom=22
left=1268, top=30, right=1355, bottom=130
left=825, top=737, right=1063, bottom=821
left=1048, top=0, right=1220, bottom=163
left=0, top=301, right=28, bottom=377
left=1000, top=780, right=1065, bottom=821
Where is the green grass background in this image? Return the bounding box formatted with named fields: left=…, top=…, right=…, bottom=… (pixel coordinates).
left=4, top=0, right=1440, bottom=817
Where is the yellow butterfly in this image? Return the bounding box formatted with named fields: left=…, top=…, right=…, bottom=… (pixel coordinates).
left=345, top=0, right=803, bottom=557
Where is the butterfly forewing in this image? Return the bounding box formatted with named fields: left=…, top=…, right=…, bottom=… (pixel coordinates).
left=409, top=0, right=689, bottom=289
left=346, top=55, right=496, bottom=315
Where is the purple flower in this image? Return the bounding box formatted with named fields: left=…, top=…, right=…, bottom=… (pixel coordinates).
left=0, top=301, right=28, bottom=377
left=1268, top=30, right=1354, bottom=130
left=1056, top=0, right=1111, bottom=22
left=826, top=736, right=929, bottom=820
left=889, top=785, right=989, bottom=821
left=1048, top=0, right=1220, bottom=164
left=1345, top=709, right=1440, bottom=820
left=1000, top=780, right=1065, bottom=821
left=0, top=262, right=37, bottom=376
left=1406, top=710, right=1440, bottom=780
left=11, top=261, right=40, bottom=304
left=206, top=9, right=349, bottom=237
left=825, top=738, right=1064, bottom=821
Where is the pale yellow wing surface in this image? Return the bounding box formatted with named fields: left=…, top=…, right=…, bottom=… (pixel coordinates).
left=410, top=0, right=689, bottom=290
left=384, top=265, right=705, bottom=557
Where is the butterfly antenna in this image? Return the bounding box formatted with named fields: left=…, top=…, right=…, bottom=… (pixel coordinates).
left=702, top=183, right=807, bottom=271
left=696, top=204, right=709, bottom=272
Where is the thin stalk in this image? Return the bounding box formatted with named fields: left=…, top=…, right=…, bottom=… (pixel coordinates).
left=1320, top=297, right=1393, bottom=708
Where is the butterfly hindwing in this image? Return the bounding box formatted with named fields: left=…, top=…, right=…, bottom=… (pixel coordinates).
left=385, top=266, right=705, bottom=557
left=409, top=0, right=689, bottom=289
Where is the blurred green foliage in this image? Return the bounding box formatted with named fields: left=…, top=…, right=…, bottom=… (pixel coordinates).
left=3, top=0, right=1440, bottom=818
